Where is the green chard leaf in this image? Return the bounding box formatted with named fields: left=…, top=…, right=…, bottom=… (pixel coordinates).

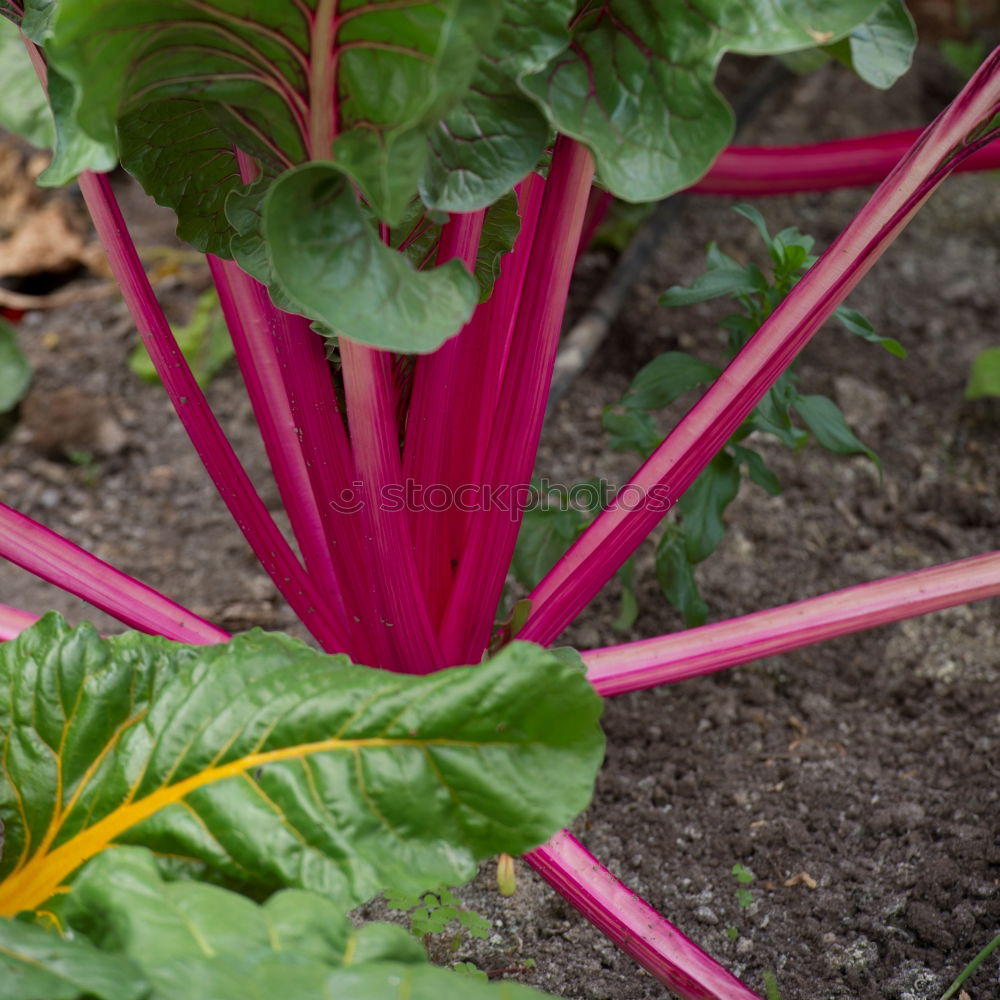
left=824, top=0, right=917, bottom=90
left=33, top=847, right=560, bottom=999
left=419, top=61, right=550, bottom=214
left=0, top=17, right=54, bottom=149
left=262, top=164, right=478, bottom=352
left=519, top=0, right=886, bottom=201
left=0, top=916, right=148, bottom=1000
left=0, top=615, right=604, bottom=918
left=41, top=0, right=514, bottom=349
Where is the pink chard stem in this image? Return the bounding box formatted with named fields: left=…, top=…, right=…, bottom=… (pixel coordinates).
left=403, top=210, right=486, bottom=627
left=77, top=171, right=349, bottom=653
left=338, top=338, right=444, bottom=672
left=209, top=255, right=349, bottom=632
left=526, top=831, right=762, bottom=1000
left=585, top=551, right=1000, bottom=696
left=521, top=47, right=1000, bottom=649
left=0, top=603, right=39, bottom=641
left=448, top=176, right=546, bottom=554
left=439, top=137, right=595, bottom=664
left=692, top=127, right=1000, bottom=196
left=0, top=503, right=228, bottom=644
left=266, top=306, right=381, bottom=665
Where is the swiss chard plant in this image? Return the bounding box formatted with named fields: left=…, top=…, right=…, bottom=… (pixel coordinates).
left=1, top=2, right=1000, bottom=999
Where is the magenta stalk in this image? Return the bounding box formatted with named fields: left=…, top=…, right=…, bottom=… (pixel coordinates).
left=521, top=48, right=1000, bottom=650
left=0, top=503, right=228, bottom=645
left=526, top=831, right=761, bottom=1000
left=692, top=128, right=1000, bottom=196
left=76, top=172, right=348, bottom=653
left=439, top=137, right=595, bottom=664
left=0, top=603, right=38, bottom=641
left=585, top=551, right=1000, bottom=697
left=338, top=338, right=444, bottom=672
left=209, top=256, right=349, bottom=635
left=403, top=210, right=486, bottom=626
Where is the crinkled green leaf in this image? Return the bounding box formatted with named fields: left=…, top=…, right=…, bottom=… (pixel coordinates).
left=474, top=191, right=521, bottom=301
left=965, top=346, right=1000, bottom=399
left=520, top=0, right=884, bottom=200
left=825, top=0, right=916, bottom=90
left=331, top=127, right=428, bottom=228
left=59, top=847, right=356, bottom=997
left=835, top=306, right=906, bottom=357
left=43, top=0, right=499, bottom=239
left=0, top=615, right=603, bottom=917
left=263, top=163, right=478, bottom=351
left=622, top=352, right=721, bottom=411
left=38, top=66, right=118, bottom=186
left=792, top=392, right=880, bottom=468
left=46, top=848, right=556, bottom=999
left=654, top=525, right=707, bottom=629
left=0, top=916, right=147, bottom=1000
left=0, top=0, right=54, bottom=40
left=0, top=319, right=32, bottom=413
left=420, top=62, right=549, bottom=213
left=389, top=190, right=520, bottom=303
left=117, top=100, right=260, bottom=256
left=486, top=0, right=573, bottom=77
left=346, top=923, right=427, bottom=967
left=323, top=961, right=557, bottom=999
left=678, top=452, right=741, bottom=563
left=0, top=18, right=54, bottom=148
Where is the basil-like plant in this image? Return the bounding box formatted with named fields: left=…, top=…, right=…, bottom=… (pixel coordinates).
left=2, top=3, right=1000, bottom=999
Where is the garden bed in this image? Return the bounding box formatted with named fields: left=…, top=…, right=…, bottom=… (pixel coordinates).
left=1, top=45, right=997, bottom=1000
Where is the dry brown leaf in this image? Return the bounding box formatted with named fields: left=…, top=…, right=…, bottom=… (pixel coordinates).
left=783, top=871, right=818, bottom=890
left=0, top=200, right=89, bottom=277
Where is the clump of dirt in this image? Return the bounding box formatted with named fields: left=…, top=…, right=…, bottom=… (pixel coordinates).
left=0, top=45, right=997, bottom=1000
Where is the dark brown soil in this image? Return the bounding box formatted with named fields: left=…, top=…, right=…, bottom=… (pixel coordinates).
left=1, top=46, right=998, bottom=1000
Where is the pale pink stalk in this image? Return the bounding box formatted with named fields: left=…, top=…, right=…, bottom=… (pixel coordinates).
left=77, top=171, right=348, bottom=653
left=585, top=551, right=1000, bottom=696
left=439, top=138, right=595, bottom=664
left=526, top=831, right=761, bottom=1000
left=521, top=48, right=1000, bottom=649
left=338, top=339, right=444, bottom=672
left=692, top=128, right=1000, bottom=196
left=0, top=504, right=228, bottom=644
left=209, top=255, right=349, bottom=634
left=403, top=210, right=486, bottom=625
left=0, top=603, right=39, bottom=641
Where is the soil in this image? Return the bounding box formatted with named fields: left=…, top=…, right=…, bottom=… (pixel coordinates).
left=1, top=45, right=998, bottom=1000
